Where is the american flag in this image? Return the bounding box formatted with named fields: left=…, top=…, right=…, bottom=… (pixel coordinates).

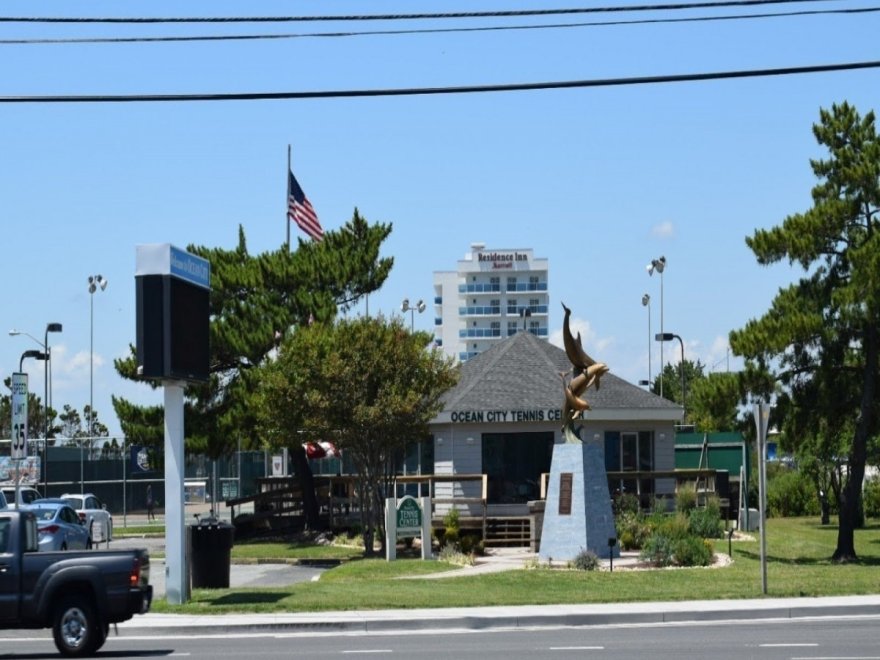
left=287, top=170, right=323, bottom=241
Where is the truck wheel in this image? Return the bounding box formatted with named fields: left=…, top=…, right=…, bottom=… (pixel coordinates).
left=52, top=596, right=98, bottom=657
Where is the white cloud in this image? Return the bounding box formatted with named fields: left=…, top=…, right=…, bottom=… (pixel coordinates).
left=652, top=221, right=675, bottom=238
left=549, top=317, right=613, bottom=358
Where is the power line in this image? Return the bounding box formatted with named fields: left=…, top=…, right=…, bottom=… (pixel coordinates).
left=0, top=0, right=845, bottom=23
left=2, top=59, right=877, bottom=104
left=2, top=6, right=875, bottom=46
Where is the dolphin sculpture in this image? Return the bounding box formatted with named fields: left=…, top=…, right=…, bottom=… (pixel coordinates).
left=561, top=302, right=596, bottom=373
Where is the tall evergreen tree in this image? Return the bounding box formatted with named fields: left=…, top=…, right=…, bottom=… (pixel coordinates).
left=730, top=102, right=880, bottom=561
left=113, top=210, right=393, bottom=519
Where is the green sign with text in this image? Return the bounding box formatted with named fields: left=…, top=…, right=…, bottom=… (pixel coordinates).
left=396, top=496, right=422, bottom=533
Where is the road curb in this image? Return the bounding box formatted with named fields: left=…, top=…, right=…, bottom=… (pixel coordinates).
left=116, top=599, right=880, bottom=637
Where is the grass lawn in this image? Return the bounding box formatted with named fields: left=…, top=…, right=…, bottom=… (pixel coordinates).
left=150, top=517, right=880, bottom=615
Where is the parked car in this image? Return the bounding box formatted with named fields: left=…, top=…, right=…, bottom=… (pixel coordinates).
left=0, top=509, right=152, bottom=656
left=23, top=499, right=91, bottom=551
left=0, top=485, right=42, bottom=507
left=60, top=492, right=113, bottom=543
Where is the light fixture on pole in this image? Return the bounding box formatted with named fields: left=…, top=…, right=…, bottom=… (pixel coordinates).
left=519, top=307, right=532, bottom=332
left=641, top=293, right=651, bottom=386
left=655, top=332, right=685, bottom=416
left=87, top=274, right=108, bottom=492
left=19, top=349, right=47, bottom=372
left=646, top=256, right=666, bottom=396
left=13, top=350, right=45, bottom=508
left=10, top=324, right=62, bottom=494
left=401, top=297, right=425, bottom=331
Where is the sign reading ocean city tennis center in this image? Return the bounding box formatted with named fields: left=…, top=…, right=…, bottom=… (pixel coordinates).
left=450, top=408, right=563, bottom=423
left=396, top=496, right=422, bottom=536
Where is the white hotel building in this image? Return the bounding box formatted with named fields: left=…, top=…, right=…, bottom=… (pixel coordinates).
left=433, top=243, right=549, bottom=362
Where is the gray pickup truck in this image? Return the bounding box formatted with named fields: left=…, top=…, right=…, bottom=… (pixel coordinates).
left=0, top=509, right=153, bottom=657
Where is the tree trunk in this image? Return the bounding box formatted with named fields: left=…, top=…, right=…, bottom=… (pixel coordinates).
left=291, top=447, right=321, bottom=530
left=832, top=324, right=877, bottom=561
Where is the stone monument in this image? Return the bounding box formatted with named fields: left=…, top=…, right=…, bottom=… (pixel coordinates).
left=538, top=302, right=619, bottom=561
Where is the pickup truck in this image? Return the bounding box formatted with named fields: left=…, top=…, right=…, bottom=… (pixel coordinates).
left=0, top=509, right=152, bottom=657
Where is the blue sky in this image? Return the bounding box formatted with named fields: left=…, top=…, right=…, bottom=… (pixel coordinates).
left=2, top=1, right=879, bottom=438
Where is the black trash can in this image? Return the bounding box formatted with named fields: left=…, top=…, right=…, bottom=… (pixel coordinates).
left=189, top=517, right=235, bottom=589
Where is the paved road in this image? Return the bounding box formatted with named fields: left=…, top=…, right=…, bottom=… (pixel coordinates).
left=7, top=611, right=880, bottom=659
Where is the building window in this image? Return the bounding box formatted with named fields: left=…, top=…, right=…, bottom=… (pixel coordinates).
left=507, top=321, right=518, bottom=336
left=489, top=276, right=500, bottom=287
left=490, top=321, right=500, bottom=336
left=528, top=320, right=540, bottom=335
left=483, top=432, right=554, bottom=503
left=507, top=298, right=518, bottom=314
left=506, top=277, right=517, bottom=291
left=605, top=431, right=654, bottom=509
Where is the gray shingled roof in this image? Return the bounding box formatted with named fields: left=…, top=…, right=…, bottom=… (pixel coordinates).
left=440, top=331, right=681, bottom=413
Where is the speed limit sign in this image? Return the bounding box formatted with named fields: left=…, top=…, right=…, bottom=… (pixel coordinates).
left=11, top=372, right=28, bottom=460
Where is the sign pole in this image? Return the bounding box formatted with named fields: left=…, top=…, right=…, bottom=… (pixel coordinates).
left=753, top=402, right=770, bottom=595
left=164, top=382, right=187, bottom=604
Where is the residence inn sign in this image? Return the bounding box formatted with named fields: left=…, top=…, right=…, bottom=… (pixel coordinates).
left=477, top=250, right=531, bottom=270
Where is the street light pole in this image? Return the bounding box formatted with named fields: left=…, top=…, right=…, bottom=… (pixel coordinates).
left=655, top=332, right=686, bottom=417
left=87, top=275, right=108, bottom=492
left=647, top=256, right=666, bottom=396
left=401, top=297, right=425, bottom=331
left=641, top=294, right=651, bottom=385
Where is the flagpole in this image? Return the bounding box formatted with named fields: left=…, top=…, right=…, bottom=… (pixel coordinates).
left=286, top=145, right=291, bottom=252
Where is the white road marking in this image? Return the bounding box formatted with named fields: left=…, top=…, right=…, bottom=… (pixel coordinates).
left=760, top=643, right=819, bottom=647
left=341, top=651, right=393, bottom=655
left=550, top=646, right=604, bottom=651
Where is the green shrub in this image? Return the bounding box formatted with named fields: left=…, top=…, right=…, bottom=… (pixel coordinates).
left=439, top=507, right=462, bottom=549
left=615, top=511, right=652, bottom=550
left=640, top=532, right=676, bottom=566
left=573, top=548, right=599, bottom=571
left=675, top=489, right=697, bottom=514
left=443, top=528, right=460, bottom=548
left=673, top=536, right=714, bottom=567
left=640, top=514, right=693, bottom=567
left=459, top=533, right=484, bottom=556
left=864, top=477, right=880, bottom=519
left=767, top=468, right=820, bottom=517
left=613, top=492, right=640, bottom=516
left=688, top=497, right=724, bottom=539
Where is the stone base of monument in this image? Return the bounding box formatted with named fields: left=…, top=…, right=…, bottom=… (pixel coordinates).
left=539, top=439, right=619, bottom=561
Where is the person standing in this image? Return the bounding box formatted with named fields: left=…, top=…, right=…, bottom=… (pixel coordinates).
left=146, top=484, right=156, bottom=522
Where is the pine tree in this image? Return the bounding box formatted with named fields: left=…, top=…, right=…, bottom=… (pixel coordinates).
left=730, top=102, right=880, bottom=561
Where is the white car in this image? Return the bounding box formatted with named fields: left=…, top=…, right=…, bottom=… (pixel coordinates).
left=60, top=492, right=114, bottom=544
left=0, top=485, right=42, bottom=507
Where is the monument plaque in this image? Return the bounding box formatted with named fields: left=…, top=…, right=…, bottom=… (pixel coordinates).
left=559, top=473, right=573, bottom=515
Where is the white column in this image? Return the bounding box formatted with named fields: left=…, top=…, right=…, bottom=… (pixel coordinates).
left=164, top=383, right=187, bottom=604
left=420, top=496, right=432, bottom=560
left=385, top=498, right=396, bottom=561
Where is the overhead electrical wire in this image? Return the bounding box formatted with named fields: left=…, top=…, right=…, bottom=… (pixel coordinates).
left=1, top=59, right=877, bottom=104
left=0, top=0, right=847, bottom=23
left=1, top=6, right=875, bottom=46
